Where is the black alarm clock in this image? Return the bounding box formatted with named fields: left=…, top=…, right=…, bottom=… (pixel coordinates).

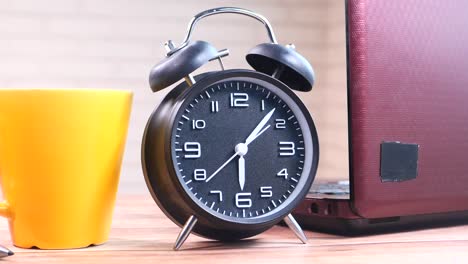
left=142, top=7, right=319, bottom=250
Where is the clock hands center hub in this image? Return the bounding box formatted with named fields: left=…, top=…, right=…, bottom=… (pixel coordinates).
left=234, top=143, right=248, bottom=156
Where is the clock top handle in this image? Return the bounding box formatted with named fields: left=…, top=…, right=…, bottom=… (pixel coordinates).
left=167, top=7, right=278, bottom=55
left=173, top=7, right=315, bottom=92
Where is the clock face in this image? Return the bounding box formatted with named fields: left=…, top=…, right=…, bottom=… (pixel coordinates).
left=171, top=76, right=314, bottom=222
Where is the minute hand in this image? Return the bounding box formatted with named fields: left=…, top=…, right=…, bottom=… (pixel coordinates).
left=245, top=108, right=275, bottom=145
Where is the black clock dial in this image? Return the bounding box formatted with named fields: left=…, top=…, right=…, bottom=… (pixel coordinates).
left=171, top=77, right=313, bottom=221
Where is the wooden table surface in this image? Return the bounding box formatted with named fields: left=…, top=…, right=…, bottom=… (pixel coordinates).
left=1, top=194, right=468, bottom=263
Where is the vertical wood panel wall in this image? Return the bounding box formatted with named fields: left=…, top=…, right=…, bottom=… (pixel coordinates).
left=0, top=0, right=347, bottom=193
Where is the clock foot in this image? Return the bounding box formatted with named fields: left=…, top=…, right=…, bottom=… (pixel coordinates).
left=284, top=214, right=308, bottom=244
left=173, top=215, right=198, bottom=250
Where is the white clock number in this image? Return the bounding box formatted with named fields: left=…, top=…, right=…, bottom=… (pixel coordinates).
left=260, top=186, right=273, bottom=198
left=235, top=192, right=252, bottom=208
left=193, top=169, right=206, bottom=181
left=184, top=142, right=201, bottom=158
left=192, top=120, right=206, bottom=130
left=230, top=93, right=249, bottom=107
left=276, top=168, right=288, bottom=179
left=275, top=119, right=286, bottom=129
left=209, top=190, right=223, bottom=202
left=279, top=142, right=295, bottom=156
left=211, top=101, right=219, bottom=113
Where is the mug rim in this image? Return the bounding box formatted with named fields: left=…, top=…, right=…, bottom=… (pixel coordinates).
left=0, top=88, right=133, bottom=95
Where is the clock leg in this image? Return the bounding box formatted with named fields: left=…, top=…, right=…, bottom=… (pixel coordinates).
left=283, top=214, right=308, bottom=244
left=173, top=215, right=198, bottom=250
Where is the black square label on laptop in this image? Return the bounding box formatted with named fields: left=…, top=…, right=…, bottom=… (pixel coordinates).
left=380, top=141, right=419, bottom=182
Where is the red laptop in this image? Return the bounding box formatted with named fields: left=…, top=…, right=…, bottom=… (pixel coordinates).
left=294, top=0, right=468, bottom=234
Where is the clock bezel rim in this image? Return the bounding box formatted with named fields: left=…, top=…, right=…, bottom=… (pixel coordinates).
left=168, top=70, right=319, bottom=225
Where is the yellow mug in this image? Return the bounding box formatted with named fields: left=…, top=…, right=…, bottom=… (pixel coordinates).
left=0, top=89, right=132, bottom=249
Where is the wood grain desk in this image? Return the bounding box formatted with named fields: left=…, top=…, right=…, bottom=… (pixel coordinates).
left=1, top=195, right=467, bottom=263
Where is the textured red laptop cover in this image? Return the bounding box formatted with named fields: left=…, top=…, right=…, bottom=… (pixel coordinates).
left=348, top=0, right=468, bottom=218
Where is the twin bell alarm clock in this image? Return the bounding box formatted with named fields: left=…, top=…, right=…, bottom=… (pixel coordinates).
left=142, top=7, right=319, bottom=250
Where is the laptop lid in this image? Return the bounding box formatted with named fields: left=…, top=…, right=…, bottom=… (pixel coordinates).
left=347, top=0, right=468, bottom=218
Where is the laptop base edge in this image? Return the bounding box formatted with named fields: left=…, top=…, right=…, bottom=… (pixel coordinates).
left=293, top=198, right=468, bottom=236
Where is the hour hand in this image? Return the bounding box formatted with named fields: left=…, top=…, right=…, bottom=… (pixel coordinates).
left=238, top=156, right=245, bottom=190
left=245, top=108, right=275, bottom=145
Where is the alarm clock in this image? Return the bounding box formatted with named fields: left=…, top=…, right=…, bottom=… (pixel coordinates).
left=142, top=7, right=319, bottom=250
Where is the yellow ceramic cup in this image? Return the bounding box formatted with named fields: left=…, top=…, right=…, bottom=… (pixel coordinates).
left=0, top=89, right=132, bottom=249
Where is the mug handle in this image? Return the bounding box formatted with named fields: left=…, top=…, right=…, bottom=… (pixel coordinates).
left=0, top=201, right=9, bottom=218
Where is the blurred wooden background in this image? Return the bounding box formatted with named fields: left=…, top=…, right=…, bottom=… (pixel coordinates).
left=0, top=0, right=347, bottom=193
